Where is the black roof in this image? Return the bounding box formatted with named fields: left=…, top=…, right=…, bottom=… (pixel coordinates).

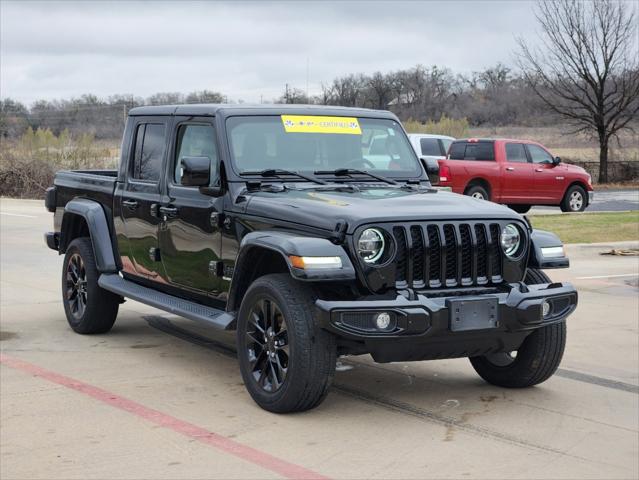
left=128, top=103, right=397, bottom=119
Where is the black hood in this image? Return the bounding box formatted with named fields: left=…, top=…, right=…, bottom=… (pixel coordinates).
left=243, top=186, right=520, bottom=233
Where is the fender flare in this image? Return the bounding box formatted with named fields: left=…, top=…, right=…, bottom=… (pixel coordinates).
left=60, top=198, right=118, bottom=273
left=236, top=231, right=356, bottom=281
left=528, top=229, right=569, bottom=269
left=227, top=231, right=356, bottom=311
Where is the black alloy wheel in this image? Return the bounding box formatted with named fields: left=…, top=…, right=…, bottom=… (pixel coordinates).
left=65, top=253, right=88, bottom=319
left=245, top=297, right=289, bottom=393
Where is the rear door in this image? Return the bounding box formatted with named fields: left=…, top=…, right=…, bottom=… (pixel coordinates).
left=500, top=142, right=535, bottom=203
left=527, top=143, right=563, bottom=203
left=118, top=117, right=168, bottom=282
left=447, top=140, right=500, bottom=196
left=157, top=117, right=226, bottom=299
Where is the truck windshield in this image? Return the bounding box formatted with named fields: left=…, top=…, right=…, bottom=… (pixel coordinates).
left=226, top=115, right=421, bottom=178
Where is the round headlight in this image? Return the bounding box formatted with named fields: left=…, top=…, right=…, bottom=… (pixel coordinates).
left=500, top=224, right=521, bottom=257
left=358, top=228, right=385, bottom=263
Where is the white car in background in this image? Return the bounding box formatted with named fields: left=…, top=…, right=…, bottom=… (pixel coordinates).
left=408, top=133, right=455, bottom=160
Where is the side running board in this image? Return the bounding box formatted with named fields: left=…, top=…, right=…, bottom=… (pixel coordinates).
left=98, top=274, right=235, bottom=330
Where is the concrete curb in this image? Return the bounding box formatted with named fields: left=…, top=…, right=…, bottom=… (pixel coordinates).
left=564, top=240, right=639, bottom=250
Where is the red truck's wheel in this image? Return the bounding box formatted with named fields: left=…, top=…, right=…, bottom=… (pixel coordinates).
left=465, top=185, right=490, bottom=201
left=237, top=274, right=336, bottom=413
left=560, top=185, right=587, bottom=212
left=61, top=237, right=119, bottom=334
left=469, top=268, right=566, bottom=388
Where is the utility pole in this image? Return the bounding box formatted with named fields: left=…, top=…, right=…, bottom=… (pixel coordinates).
left=285, top=83, right=290, bottom=104
left=306, top=57, right=309, bottom=103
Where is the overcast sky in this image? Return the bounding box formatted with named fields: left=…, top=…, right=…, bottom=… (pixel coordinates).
left=1, top=0, right=539, bottom=106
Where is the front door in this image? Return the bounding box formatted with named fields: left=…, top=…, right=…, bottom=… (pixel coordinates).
left=527, top=144, right=564, bottom=203
left=500, top=142, right=535, bottom=203
left=118, top=117, right=168, bottom=282
left=158, top=118, right=225, bottom=299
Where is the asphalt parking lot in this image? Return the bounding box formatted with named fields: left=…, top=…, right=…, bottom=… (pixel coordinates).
left=1, top=198, right=638, bottom=480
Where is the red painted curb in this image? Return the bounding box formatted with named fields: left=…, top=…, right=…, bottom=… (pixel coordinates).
left=0, top=353, right=329, bottom=480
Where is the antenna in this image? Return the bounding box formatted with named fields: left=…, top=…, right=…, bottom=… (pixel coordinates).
left=306, top=57, right=310, bottom=102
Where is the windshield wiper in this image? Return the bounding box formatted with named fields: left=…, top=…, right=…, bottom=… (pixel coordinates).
left=314, top=168, right=399, bottom=185
left=241, top=169, right=327, bottom=185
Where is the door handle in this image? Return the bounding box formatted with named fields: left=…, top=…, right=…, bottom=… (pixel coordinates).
left=505, top=167, right=515, bottom=171
left=122, top=199, right=138, bottom=210
left=535, top=168, right=544, bottom=172
left=159, top=206, right=179, bottom=218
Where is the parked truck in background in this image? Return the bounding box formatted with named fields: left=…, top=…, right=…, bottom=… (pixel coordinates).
left=438, top=138, right=594, bottom=213
left=408, top=133, right=455, bottom=162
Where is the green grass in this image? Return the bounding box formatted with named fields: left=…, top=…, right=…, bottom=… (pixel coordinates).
left=530, top=211, right=639, bottom=244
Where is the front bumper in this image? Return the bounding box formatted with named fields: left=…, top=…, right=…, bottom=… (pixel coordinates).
left=315, top=282, right=577, bottom=362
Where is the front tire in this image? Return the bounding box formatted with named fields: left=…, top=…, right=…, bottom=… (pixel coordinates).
left=560, top=185, right=587, bottom=212
left=62, top=237, right=119, bottom=334
left=469, top=268, right=566, bottom=388
left=237, top=274, right=336, bottom=413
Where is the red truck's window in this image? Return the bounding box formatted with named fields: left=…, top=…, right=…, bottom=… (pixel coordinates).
left=449, top=141, right=494, bottom=161
left=505, top=143, right=528, bottom=163
left=527, top=144, right=554, bottom=164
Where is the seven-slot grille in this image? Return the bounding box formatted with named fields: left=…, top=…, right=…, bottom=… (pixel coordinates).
left=391, top=222, right=504, bottom=289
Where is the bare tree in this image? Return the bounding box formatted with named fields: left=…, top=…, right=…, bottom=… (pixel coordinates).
left=517, top=0, right=639, bottom=182
left=366, top=72, right=395, bottom=109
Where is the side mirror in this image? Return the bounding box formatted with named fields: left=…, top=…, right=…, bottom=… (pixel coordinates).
left=420, top=156, right=440, bottom=185
left=553, top=156, right=561, bottom=166
left=180, top=156, right=210, bottom=187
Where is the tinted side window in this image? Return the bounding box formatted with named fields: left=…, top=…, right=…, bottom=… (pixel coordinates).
left=527, top=144, right=554, bottom=164
left=132, top=123, right=166, bottom=181
left=505, top=143, right=528, bottom=163
left=174, top=124, right=217, bottom=184
left=441, top=138, right=453, bottom=154
left=449, top=142, right=466, bottom=160
left=465, top=143, right=495, bottom=161
left=420, top=138, right=441, bottom=156
left=448, top=141, right=494, bottom=161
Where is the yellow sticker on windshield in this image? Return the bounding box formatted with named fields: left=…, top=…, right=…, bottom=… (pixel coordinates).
left=281, top=115, right=361, bottom=135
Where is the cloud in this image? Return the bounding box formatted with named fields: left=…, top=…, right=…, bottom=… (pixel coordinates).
left=0, top=0, right=537, bottom=105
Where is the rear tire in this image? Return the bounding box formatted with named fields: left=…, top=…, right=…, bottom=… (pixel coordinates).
left=508, top=204, right=531, bottom=214
left=469, top=268, right=566, bottom=388
left=560, top=185, right=587, bottom=212
left=237, top=274, right=336, bottom=413
left=465, top=184, right=490, bottom=201
left=62, top=237, right=119, bottom=334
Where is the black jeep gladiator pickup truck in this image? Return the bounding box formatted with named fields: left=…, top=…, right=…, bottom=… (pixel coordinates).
left=45, top=104, right=577, bottom=413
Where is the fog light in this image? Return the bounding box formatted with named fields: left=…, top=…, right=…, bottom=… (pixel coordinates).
left=375, top=312, right=392, bottom=330
left=542, top=300, right=552, bottom=318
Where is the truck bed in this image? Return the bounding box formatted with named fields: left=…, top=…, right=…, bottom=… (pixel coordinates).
left=50, top=169, right=119, bottom=231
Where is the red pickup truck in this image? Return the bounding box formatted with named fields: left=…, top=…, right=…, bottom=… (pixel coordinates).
left=437, top=139, right=593, bottom=213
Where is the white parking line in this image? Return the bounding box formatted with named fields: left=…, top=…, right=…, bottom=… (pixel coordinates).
left=0, top=212, right=37, bottom=218
left=576, top=273, right=638, bottom=280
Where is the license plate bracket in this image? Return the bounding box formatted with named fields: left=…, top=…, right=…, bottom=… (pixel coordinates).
left=447, top=297, right=499, bottom=332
